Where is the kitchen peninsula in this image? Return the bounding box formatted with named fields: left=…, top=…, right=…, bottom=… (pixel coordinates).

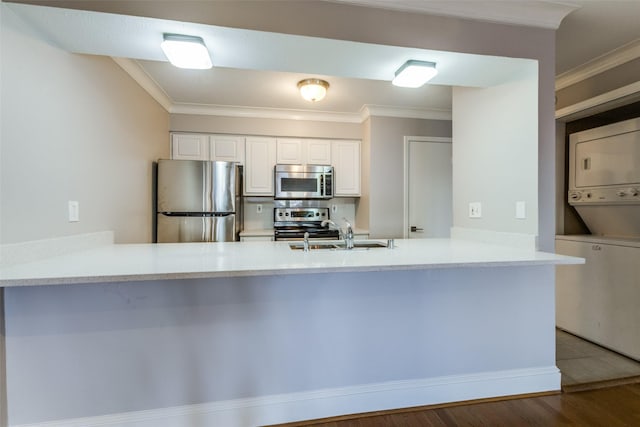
left=0, top=233, right=582, bottom=427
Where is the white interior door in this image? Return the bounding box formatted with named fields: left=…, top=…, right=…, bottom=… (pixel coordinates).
left=405, top=138, right=453, bottom=238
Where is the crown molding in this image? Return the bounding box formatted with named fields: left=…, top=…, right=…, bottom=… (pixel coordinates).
left=111, top=57, right=173, bottom=111
left=170, top=103, right=364, bottom=123
left=555, top=38, right=640, bottom=91
left=112, top=57, right=451, bottom=124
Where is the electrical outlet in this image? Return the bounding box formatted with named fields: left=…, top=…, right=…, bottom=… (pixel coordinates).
left=256, top=204, right=263, bottom=214
left=68, top=200, right=80, bottom=222
left=468, top=202, right=482, bottom=218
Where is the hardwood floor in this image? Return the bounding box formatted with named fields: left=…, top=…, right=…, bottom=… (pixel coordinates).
left=276, top=384, right=640, bottom=426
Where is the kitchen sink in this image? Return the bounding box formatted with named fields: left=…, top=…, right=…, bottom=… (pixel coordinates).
left=289, top=240, right=389, bottom=251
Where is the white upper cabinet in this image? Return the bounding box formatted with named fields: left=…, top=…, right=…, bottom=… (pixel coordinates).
left=276, top=138, right=304, bottom=164
left=276, top=138, right=331, bottom=165
left=331, top=140, right=361, bottom=196
left=171, top=133, right=209, bottom=160
left=171, top=133, right=245, bottom=164
left=245, top=136, right=277, bottom=195
left=209, top=135, right=245, bottom=164
left=305, top=139, right=331, bottom=165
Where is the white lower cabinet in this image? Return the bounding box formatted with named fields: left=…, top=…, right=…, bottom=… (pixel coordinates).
left=245, top=137, right=277, bottom=196
left=331, top=140, right=361, bottom=196
left=556, top=236, right=640, bottom=360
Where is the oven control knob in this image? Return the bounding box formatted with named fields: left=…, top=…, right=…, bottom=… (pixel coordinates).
left=628, top=188, right=639, bottom=197
left=569, top=191, right=581, bottom=201
left=616, top=190, right=627, bottom=197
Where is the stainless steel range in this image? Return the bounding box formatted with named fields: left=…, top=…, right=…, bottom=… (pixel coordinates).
left=273, top=207, right=340, bottom=241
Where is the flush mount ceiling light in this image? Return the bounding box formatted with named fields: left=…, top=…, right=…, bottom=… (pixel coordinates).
left=161, top=33, right=212, bottom=70
left=297, top=79, right=330, bottom=102
left=392, top=60, right=438, bottom=88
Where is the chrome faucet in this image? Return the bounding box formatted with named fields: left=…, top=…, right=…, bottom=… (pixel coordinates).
left=303, top=231, right=310, bottom=252
left=321, top=218, right=355, bottom=249
left=342, top=218, right=354, bottom=250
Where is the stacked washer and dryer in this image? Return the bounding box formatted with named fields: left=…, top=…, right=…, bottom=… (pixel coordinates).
left=556, top=116, right=640, bottom=361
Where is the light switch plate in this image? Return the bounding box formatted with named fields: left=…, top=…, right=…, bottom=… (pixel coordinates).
left=256, top=204, right=263, bottom=214
left=515, top=201, right=526, bottom=219
left=331, top=204, right=338, bottom=213
left=68, top=200, right=80, bottom=222
left=469, top=202, right=482, bottom=218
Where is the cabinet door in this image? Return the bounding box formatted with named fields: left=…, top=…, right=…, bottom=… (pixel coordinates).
left=245, top=137, right=277, bottom=195
left=306, top=139, right=331, bottom=165
left=210, top=135, right=245, bottom=164
left=331, top=140, right=361, bottom=196
left=171, top=133, right=209, bottom=160
left=556, top=239, right=640, bottom=359
left=276, top=138, right=304, bottom=164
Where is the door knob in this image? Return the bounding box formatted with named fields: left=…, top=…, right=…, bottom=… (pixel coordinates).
left=410, top=226, right=424, bottom=232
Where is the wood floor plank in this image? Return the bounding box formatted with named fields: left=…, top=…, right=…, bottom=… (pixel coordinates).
left=276, top=384, right=640, bottom=427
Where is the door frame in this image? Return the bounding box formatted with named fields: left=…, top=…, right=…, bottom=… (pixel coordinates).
left=403, top=136, right=453, bottom=239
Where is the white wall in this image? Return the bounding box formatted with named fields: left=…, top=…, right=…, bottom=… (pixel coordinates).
left=0, top=7, right=169, bottom=244
left=170, top=114, right=362, bottom=140
left=368, top=117, right=452, bottom=238
left=452, top=64, right=539, bottom=236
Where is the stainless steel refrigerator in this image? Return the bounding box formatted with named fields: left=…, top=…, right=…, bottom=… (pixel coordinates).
left=156, top=159, right=242, bottom=243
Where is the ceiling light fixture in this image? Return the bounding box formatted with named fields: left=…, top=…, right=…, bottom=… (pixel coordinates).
left=161, top=33, right=212, bottom=70
left=392, top=60, right=438, bottom=88
left=297, top=79, right=330, bottom=102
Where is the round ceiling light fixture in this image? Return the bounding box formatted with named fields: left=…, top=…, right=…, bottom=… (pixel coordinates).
left=297, top=78, right=330, bottom=102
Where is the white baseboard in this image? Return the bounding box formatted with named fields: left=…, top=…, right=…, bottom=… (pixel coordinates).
left=13, top=366, right=560, bottom=427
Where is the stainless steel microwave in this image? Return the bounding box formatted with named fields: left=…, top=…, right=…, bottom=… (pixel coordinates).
left=274, top=164, right=333, bottom=199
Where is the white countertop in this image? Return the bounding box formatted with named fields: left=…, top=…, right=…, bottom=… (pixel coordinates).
left=0, top=238, right=583, bottom=287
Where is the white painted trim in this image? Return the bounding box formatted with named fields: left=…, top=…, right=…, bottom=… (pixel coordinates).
left=555, top=39, right=640, bottom=90
left=403, top=136, right=453, bottom=239
left=451, top=227, right=538, bottom=250
left=555, top=81, right=640, bottom=122
left=111, top=58, right=173, bottom=111
left=12, top=366, right=560, bottom=427
left=170, top=103, right=363, bottom=123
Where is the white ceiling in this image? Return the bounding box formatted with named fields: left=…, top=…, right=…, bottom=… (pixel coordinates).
left=555, top=0, right=640, bottom=75
left=5, top=1, right=639, bottom=119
